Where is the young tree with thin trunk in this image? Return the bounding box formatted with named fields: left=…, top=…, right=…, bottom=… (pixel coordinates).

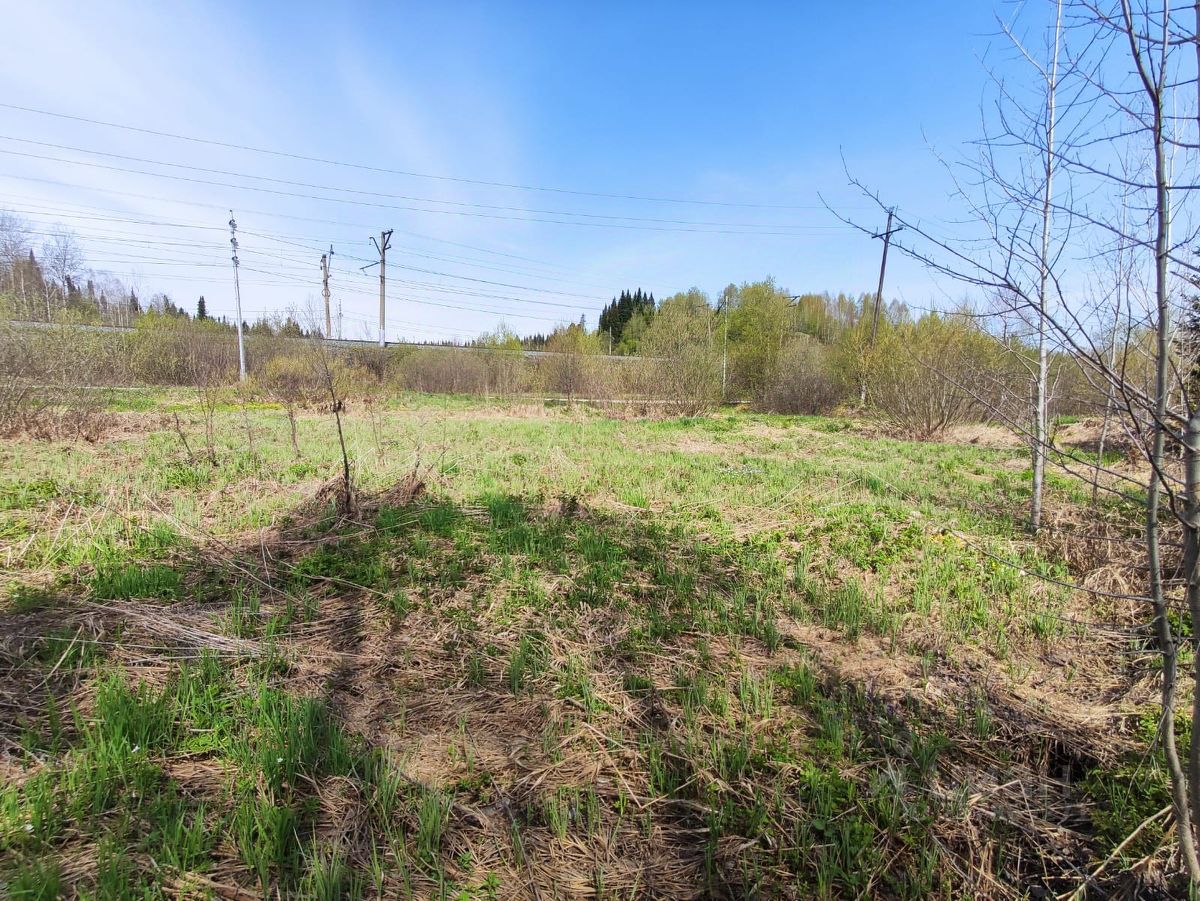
left=964, top=0, right=1067, bottom=531
left=832, top=2, right=1070, bottom=525
left=1092, top=202, right=1134, bottom=503
left=1115, top=0, right=1200, bottom=875
left=304, top=330, right=355, bottom=517
left=1030, top=0, right=1063, bottom=532
left=259, top=354, right=313, bottom=458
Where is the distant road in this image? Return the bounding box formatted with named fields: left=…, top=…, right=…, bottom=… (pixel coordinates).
left=1, top=319, right=639, bottom=362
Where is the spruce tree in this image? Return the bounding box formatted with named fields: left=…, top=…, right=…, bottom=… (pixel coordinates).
left=599, top=288, right=657, bottom=347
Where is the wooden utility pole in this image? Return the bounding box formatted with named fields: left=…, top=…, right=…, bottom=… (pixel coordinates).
left=320, top=246, right=334, bottom=338
left=856, top=209, right=900, bottom=405
left=365, top=230, right=393, bottom=347
left=228, top=211, right=247, bottom=381
left=869, top=208, right=896, bottom=345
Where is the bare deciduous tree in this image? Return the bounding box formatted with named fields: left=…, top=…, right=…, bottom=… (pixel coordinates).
left=637, top=289, right=722, bottom=415
left=0, top=211, right=30, bottom=297
left=541, top=322, right=600, bottom=404
left=307, top=335, right=356, bottom=517
left=40, top=229, right=82, bottom=318
left=839, top=0, right=1200, bottom=882
left=259, top=354, right=315, bottom=458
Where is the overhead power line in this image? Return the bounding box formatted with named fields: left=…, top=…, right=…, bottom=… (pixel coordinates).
left=4, top=201, right=663, bottom=307
left=0, top=194, right=636, bottom=289
left=0, top=149, right=835, bottom=236
left=0, top=101, right=842, bottom=211
left=2, top=191, right=638, bottom=290
left=0, top=179, right=787, bottom=298
left=0, top=136, right=848, bottom=230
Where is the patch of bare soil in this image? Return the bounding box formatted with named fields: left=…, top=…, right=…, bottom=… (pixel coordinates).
left=670, top=434, right=727, bottom=455
left=390, top=402, right=577, bottom=422
left=946, top=423, right=1027, bottom=449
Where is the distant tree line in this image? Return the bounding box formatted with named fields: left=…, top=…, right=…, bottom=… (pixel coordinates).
left=0, top=211, right=338, bottom=340
left=0, top=207, right=1109, bottom=436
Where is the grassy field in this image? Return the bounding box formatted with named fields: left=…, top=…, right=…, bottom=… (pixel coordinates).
left=0, top=391, right=1173, bottom=899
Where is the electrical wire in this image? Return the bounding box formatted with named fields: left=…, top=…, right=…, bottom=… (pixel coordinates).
left=0, top=135, right=852, bottom=231
left=0, top=101, right=849, bottom=211
left=0, top=150, right=834, bottom=236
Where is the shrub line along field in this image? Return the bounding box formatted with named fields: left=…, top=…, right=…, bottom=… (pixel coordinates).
left=0, top=391, right=1178, bottom=898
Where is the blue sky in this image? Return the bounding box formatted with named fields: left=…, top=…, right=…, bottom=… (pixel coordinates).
left=0, top=1, right=1042, bottom=341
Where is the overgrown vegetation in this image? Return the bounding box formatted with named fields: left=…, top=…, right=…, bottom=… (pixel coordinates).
left=0, top=391, right=1177, bottom=897
left=0, top=266, right=1101, bottom=436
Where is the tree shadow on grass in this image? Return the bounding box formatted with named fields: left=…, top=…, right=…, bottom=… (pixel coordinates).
left=0, top=481, right=1159, bottom=898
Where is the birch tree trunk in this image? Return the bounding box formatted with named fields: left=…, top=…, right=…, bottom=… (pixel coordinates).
left=1030, top=0, right=1062, bottom=533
